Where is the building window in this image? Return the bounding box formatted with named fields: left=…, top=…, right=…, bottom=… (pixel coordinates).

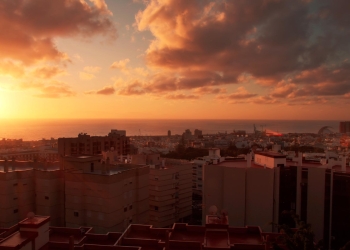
left=124, top=207, right=127, bottom=212
left=155, top=206, right=159, bottom=211
left=13, top=183, right=18, bottom=186
left=13, top=209, right=18, bottom=213
left=74, top=211, right=79, bottom=217
left=129, top=205, right=133, bottom=210
left=129, top=219, right=133, bottom=223
left=13, top=197, right=17, bottom=200
left=45, top=196, right=49, bottom=200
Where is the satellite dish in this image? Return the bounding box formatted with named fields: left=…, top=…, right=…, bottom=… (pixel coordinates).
left=27, top=212, right=35, bottom=219
left=208, top=205, right=218, bottom=215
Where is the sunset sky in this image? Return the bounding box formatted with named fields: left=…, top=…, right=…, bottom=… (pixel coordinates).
left=0, top=0, right=349, bottom=120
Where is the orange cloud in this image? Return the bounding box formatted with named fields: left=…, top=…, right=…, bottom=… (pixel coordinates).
left=216, top=87, right=257, bottom=100
left=110, top=59, right=130, bottom=70
left=31, top=66, right=66, bottom=79
left=83, top=66, right=101, bottom=74
left=19, top=80, right=75, bottom=98
left=0, top=0, right=116, bottom=65
left=0, top=61, right=25, bottom=78
left=193, top=86, right=227, bottom=95
left=79, top=72, right=95, bottom=80
left=86, top=86, right=115, bottom=95
left=165, top=93, right=199, bottom=100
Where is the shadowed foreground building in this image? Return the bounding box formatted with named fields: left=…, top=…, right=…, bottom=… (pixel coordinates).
left=0, top=158, right=149, bottom=233
left=203, top=150, right=350, bottom=249
left=0, top=154, right=192, bottom=234
left=0, top=214, right=287, bottom=250
left=63, top=157, right=150, bottom=233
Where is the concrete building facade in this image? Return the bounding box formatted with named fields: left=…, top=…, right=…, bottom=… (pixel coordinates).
left=203, top=150, right=350, bottom=249
left=148, top=159, right=192, bottom=227
left=64, top=163, right=149, bottom=233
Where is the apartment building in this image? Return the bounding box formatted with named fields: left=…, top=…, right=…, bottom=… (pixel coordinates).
left=192, top=159, right=205, bottom=195
left=149, top=159, right=192, bottom=227
left=0, top=160, right=62, bottom=228
left=191, top=148, right=225, bottom=196
left=203, top=150, right=350, bottom=249
left=0, top=157, right=149, bottom=233
left=58, top=130, right=130, bottom=157
left=0, top=150, right=59, bottom=162
left=129, top=154, right=193, bottom=228
left=61, top=155, right=149, bottom=233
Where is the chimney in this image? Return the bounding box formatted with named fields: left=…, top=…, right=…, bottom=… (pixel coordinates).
left=341, top=156, right=347, bottom=172
left=19, top=215, right=50, bottom=250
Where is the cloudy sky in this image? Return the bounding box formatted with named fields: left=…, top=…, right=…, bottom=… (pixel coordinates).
left=0, top=0, right=349, bottom=120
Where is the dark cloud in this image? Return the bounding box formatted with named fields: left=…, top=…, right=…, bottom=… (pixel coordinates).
left=132, top=0, right=350, bottom=103
left=0, top=0, right=116, bottom=65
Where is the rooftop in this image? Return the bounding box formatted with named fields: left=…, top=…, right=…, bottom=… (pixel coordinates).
left=255, top=151, right=286, bottom=158
left=0, top=215, right=283, bottom=250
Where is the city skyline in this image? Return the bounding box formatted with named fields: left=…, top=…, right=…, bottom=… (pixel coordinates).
left=0, top=0, right=350, bottom=120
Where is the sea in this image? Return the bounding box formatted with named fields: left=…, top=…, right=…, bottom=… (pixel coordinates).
left=0, top=119, right=341, bottom=141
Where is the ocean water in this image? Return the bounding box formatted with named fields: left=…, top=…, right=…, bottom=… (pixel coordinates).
left=0, top=119, right=341, bottom=140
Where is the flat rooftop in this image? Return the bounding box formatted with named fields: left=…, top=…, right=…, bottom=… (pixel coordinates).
left=0, top=218, right=281, bottom=250
left=255, top=151, right=286, bottom=158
